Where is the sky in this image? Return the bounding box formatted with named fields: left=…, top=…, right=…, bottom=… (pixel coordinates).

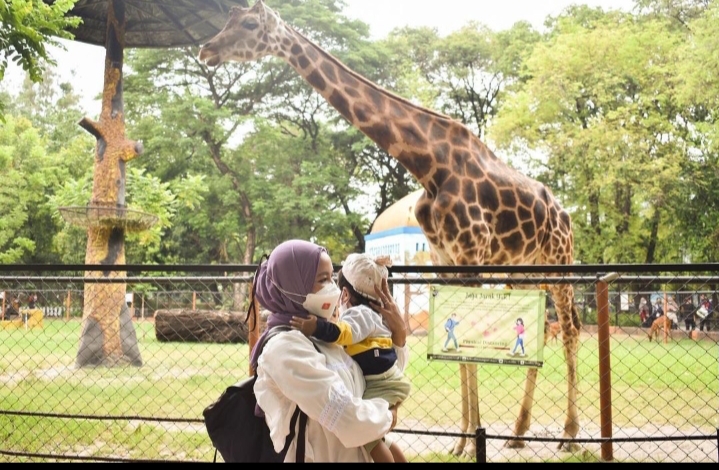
left=4, top=0, right=633, bottom=114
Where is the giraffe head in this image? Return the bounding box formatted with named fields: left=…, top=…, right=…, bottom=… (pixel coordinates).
left=198, top=0, right=285, bottom=67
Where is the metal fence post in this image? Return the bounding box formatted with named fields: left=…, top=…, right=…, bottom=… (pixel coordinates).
left=597, top=273, right=617, bottom=462
left=475, top=426, right=486, bottom=463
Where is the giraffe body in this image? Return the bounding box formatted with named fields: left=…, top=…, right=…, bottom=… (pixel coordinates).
left=199, top=0, right=581, bottom=456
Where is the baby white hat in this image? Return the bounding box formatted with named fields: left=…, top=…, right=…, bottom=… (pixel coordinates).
left=342, top=253, right=392, bottom=301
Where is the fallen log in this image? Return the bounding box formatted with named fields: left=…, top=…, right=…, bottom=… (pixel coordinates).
left=154, top=309, right=248, bottom=343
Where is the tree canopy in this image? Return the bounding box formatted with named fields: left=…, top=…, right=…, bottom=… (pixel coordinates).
left=1, top=0, right=717, bottom=265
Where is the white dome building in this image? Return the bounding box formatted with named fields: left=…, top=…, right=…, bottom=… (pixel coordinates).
left=365, top=189, right=431, bottom=265
left=364, top=189, right=431, bottom=327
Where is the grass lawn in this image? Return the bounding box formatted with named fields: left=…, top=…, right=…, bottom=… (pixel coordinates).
left=0, top=320, right=717, bottom=462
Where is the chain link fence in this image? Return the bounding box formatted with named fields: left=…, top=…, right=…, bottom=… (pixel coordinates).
left=0, top=264, right=717, bottom=463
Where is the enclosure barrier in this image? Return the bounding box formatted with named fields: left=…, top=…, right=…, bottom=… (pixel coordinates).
left=0, top=263, right=717, bottom=463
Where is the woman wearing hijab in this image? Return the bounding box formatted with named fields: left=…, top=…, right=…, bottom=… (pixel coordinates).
left=250, top=239, right=408, bottom=462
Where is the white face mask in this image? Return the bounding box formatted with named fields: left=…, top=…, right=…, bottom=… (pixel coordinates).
left=302, top=282, right=341, bottom=319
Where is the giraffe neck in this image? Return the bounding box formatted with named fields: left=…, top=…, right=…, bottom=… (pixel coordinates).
left=274, top=26, right=492, bottom=191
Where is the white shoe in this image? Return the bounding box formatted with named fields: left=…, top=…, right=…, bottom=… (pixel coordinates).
left=441, top=348, right=448, bottom=352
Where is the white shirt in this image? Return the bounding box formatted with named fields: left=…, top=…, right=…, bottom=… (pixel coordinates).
left=254, top=329, right=408, bottom=462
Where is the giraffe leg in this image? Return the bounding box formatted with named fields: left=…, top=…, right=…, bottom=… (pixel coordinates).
left=504, top=367, right=538, bottom=449
left=554, top=284, right=581, bottom=452
left=452, top=364, right=469, bottom=455
left=461, top=363, right=480, bottom=458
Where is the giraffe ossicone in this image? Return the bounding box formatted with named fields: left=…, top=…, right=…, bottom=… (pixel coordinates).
left=199, top=0, right=582, bottom=456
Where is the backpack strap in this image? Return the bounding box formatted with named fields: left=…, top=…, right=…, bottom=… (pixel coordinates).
left=256, top=326, right=321, bottom=462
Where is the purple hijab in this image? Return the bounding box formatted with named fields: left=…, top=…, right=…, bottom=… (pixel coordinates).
left=249, top=239, right=327, bottom=370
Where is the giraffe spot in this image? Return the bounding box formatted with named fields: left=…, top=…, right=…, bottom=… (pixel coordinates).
left=523, top=240, right=536, bottom=257
left=549, top=206, right=558, bottom=225
left=462, top=180, right=477, bottom=203
left=501, top=232, right=524, bottom=255
left=500, top=189, right=517, bottom=208
left=458, top=230, right=476, bottom=250
left=432, top=143, right=449, bottom=166
left=534, top=200, right=547, bottom=227
left=426, top=180, right=438, bottom=196
left=432, top=167, right=450, bottom=187
left=339, top=71, right=359, bottom=88
left=399, top=123, right=427, bottom=148
left=518, top=188, right=534, bottom=208
left=468, top=204, right=481, bottom=221
left=364, top=123, right=396, bottom=151
left=496, top=210, right=519, bottom=234
left=389, top=101, right=408, bottom=119
left=560, top=211, right=572, bottom=230
left=445, top=176, right=460, bottom=196
left=495, top=252, right=509, bottom=264
left=452, top=200, right=470, bottom=228
left=451, top=149, right=469, bottom=174
left=353, top=103, right=372, bottom=123
left=442, top=214, right=460, bottom=240
left=282, top=38, right=291, bottom=46
left=291, top=44, right=302, bottom=55
left=449, top=125, right=470, bottom=146
left=414, top=113, right=432, bottom=133
left=478, top=180, right=499, bottom=211
left=320, top=61, right=337, bottom=84
left=344, top=87, right=361, bottom=98
left=307, top=70, right=327, bottom=91
left=465, top=160, right=484, bottom=179
left=483, top=212, right=493, bottom=224
left=518, top=206, right=532, bottom=221
left=521, top=221, right=536, bottom=239
left=298, top=54, right=310, bottom=69
left=471, top=223, right=484, bottom=238
left=490, top=238, right=500, bottom=255
left=415, top=202, right=432, bottom=226
left=329, top=90, right=351, bottom=120
left=430, top=122, right=447, bottom=140
left=366, top=88, right=385, bottom=113
left=306, top=46, right=319, bottom=61
left=248, top=39, right=257, bottom=48
left=257, top=42, right=267, bottom=52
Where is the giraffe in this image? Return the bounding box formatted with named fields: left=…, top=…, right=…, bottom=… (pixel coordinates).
left=199, top=0, right=582, bottom=456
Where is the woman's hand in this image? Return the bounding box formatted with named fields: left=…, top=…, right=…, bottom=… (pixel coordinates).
left=370, top=277, right=407, bottom=347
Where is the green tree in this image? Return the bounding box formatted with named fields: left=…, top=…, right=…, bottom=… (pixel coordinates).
left=491, top=8, right=689, bottom=263
left=0, top=0, right=79, bottom=84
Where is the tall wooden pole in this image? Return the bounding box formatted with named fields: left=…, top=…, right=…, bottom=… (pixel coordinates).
left=76, top=0, right=143, bottom=367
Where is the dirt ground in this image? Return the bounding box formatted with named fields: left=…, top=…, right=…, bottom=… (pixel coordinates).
left=390, top=421, right=718, bottom=463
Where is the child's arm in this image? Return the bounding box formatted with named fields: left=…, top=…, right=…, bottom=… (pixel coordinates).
left=290, top=315, right=350, bottom=344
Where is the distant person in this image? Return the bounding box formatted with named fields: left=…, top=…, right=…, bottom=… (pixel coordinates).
left=639, top=297, right=651, bottom=327
left=679, top=296, right=696, bottom=332
left=28, top=293, right=37, bottom=309
left=666, top=296, right=679, bottom=330
left=698, top=294, right=712, bottom=332
left=4, top=298, right=20, bottom=319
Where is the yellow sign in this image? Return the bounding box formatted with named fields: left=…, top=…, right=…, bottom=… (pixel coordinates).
left=428, top=286, right=546, bottom=367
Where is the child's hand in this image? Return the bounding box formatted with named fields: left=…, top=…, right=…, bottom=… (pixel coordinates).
left=290, top=315, right=318, bottom=337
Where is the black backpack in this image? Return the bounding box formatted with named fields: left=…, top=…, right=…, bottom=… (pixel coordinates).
left=203, top=326, right=311, bottom=462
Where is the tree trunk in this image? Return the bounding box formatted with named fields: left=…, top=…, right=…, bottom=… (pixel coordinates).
left=154, top=309, right=249, bottom=343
